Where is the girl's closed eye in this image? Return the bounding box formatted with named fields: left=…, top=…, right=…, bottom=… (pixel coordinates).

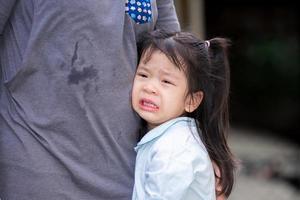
left=137, top=72, right=148, bottom=78
left=162, top=79, right=175, bottom=85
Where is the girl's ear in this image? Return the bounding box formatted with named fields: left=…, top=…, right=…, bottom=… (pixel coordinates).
left=185, top=91, right=203, bottom=113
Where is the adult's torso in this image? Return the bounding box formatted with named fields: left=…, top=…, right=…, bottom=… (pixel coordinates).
left=0, top=1, right=163, bottom=199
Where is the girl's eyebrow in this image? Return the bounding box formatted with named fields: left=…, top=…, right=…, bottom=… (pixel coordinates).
left=137, top=65, right=150, bottom=72
left=138, top=63, right=181, bottom=80
left=160, top=69, right=180, bottom=80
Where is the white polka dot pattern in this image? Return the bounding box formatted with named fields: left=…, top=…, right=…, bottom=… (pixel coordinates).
left=125, top=0, right=152, bottom=24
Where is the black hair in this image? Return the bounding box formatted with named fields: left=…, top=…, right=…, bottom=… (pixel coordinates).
left=137, top=29, right=237, bottom=197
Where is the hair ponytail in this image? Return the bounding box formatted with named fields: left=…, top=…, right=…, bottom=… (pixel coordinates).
left=200, top=38, right=237, bottom=197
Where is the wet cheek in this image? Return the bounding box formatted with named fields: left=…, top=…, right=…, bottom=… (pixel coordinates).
left=132, top=98, right=139, bottom=112
left=131, top=90, right=138, bottom=106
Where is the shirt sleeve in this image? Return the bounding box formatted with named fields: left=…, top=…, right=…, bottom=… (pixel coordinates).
left=143, top=145, right=195, bottom=200
left=155, top=0, right=180, bottom=32
left=0, top=0, right=17, bottom=33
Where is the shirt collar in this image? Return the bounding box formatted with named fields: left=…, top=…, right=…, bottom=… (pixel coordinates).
left=135, top=117, right=195, bottom=151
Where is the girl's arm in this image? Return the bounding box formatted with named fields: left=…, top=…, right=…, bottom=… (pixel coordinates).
left=217, top=194, right=226, bottom=200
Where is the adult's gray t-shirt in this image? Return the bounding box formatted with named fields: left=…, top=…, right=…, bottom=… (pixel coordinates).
left=0, top=1, right=179, bottom=199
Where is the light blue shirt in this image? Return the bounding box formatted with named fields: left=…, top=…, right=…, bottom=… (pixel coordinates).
left=132, top=117, right=216, bottom=200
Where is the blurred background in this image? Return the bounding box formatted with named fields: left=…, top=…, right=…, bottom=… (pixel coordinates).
left=173, top=0, right=299, bottom=199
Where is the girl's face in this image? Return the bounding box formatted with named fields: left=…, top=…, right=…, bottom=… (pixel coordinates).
left=132, top=50, right=199, bottom=129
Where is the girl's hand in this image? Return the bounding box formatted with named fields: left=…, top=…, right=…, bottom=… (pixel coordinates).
left=213, top=162, right=227, bottom=200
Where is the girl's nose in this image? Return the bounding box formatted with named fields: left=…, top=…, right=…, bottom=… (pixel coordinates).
left=143, top=82, right=157, bottom=94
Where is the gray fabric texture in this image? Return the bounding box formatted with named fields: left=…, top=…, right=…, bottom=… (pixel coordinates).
left=0, top=0, right=179, bottom=199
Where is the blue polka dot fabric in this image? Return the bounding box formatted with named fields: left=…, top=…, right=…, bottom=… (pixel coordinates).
left=125, top=0, right=152, bottom=24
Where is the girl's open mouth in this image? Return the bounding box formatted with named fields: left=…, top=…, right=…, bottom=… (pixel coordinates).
left=139, top=99, right=159, bottom=111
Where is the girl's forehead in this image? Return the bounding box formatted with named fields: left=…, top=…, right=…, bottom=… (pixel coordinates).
left=140, top=48, right=161, bottom=63
left=140, top=51, right=176, bottom=69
